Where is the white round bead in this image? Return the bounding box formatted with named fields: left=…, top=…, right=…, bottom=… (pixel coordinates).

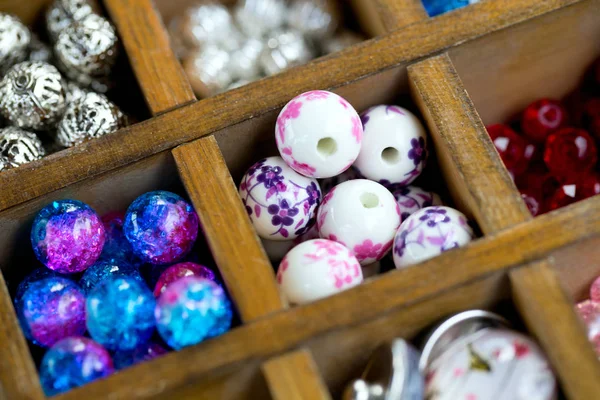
left=391, top=185, right=442, bottom=221
left=393, top=206, right=473, bottom=269
left=239, top=156, right=321, bottom=241
left=277, top=239, right=362, bottom=304
left=354, top=105, right=427, bottom=186
left=317, top=179, right=401, bottom=265
left=276, top=90, right=363, bottom=178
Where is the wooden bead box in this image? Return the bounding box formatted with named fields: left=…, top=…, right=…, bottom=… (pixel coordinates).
left=1, top=0, right=600, bottom=399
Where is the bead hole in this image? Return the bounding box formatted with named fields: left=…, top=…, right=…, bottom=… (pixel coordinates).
left=381, top=147, right=400, bottom=164
left=360, top=192, right=379, bottom=209
left=317, top=137, right=337, bottom=157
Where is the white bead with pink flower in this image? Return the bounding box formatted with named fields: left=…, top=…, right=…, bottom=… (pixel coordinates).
left=393, top=206, right=473, bottom=269
left=317, top=179, right=401, bottom=265
left=239, top=156, right=322, bottom=241
left=354, top=105, right=427, bottom=186
left=277, top=239, right=362, bottom=304
left=275, top=90, right=363, bottom=179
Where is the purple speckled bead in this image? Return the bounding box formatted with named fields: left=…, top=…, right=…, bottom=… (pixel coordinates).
left=40, top=337, right=114, bottom=396
left=31, top=199, right=105, bottom=273
left=112, top=341, right=168, bottom=370
left=154, top=262, right=215, bottom=297
left=124, top=191, right=199, bottom=265
left=15, top=277, right=86, bottom=347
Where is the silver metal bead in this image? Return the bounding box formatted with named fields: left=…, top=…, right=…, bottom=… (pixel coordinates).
left=183, top=45, right=232, bottom=98
left=287, top=0, right=340, bottom=41
left=54, top=14, right=118, bottom=86
left=322, top=30, right=364, bottom=55
left=179, top=2, right=234, bottom=49
left=65, top=80, right=88, bottom=104
left=46, top=0, right=99, bottom=41
left=234, top=0, right=287, bottom=38
left=229, top=38, right=263, bottom=81
left=56, top=91, right=126, bottom=147
left=28, top=34, right=53, bottom=63
left=0, top=13, right=31, bottom=75
left=0, top=126, right=46, bottom=168
left=0, top=61, right=67, bottom=130
left=0, top=155, right=10, bottom=172
left=259, top=29, right=314, bottom=76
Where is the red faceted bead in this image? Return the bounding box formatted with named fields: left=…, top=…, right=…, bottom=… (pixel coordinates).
left=543, top=128, right=597, bottom=182
left=487, top=124, right=530, bottom=177
left=546, top=173, right=600, bottom=211
left=520, top=189, right=544, bottom=216
left=521, top=99, right=568, bottom=143
left=547, top=183, right=580, bottom=211
left=581, top=97, right=600, bottom=140
left=515, top=163, right=559, bottom=198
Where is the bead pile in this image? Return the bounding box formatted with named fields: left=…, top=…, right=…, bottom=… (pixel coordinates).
left=487, top=55, right=600, bottom=216
left=13, top=190, right=233, bottom=396
left=169, top=0, right=365, bottom=97
left=575, top=276, right=600, bottom=358
left=239, top=90, right=475, bottom=305
left=0, top=1, right=127, bottom=174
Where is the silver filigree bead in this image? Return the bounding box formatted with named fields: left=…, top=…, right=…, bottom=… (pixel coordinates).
left=0, top=126, right=46, bottom=167
left=287, top=0, right=340, bottom=41
left=0, top=155, right=9, bottom=172
left=0, top=13, right=31, bottom=75
left=234, top=0, right=287, bottom=38
left=0, top=61, right=67, bottom=130
left=54, top=14, right=118, bottom=86
left=65, top=80, right=88, bottom=104
left=259, top=29, right=314, bottom=76
left=56, top=91, right=126, bottom=147
left=179, top=2, right=234, bottom=49
left=229, top=38, right=263, bottom=81
left=183, top=45, right=232, bottom=98
left=46, top=0, right=99, bottom=41
left=28, top=34, right=53, bottom=63
left=322, top=30, right=364, bottom=55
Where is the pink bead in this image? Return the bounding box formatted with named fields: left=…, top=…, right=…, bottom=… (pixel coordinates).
left=591, top=276, right=600, bottom=303
left=154, top=262, right=215, bottom=297
left=275, top=90, right=362, bottom=178
left=575, top=299, right=600, bottom=324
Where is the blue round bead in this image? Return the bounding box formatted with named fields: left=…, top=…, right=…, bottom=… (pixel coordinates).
left=155, top=277, right=233, bottom=350
left=99, top=211, right=143, bottom=266
left=16, top=267, right=69, bottom=299
left=422, top=0, right=472, bottom=17
left=112, top=341, right=168, bottom=370
left=79, top=259, right=145, bottom=295
left=40, top=337, right=114, bottom=396
left=86, top=277, right=156, bottom=351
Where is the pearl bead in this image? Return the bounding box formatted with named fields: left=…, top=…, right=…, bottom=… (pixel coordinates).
left=354, top=105, right=427, bottom=186
left=317, top=179, right=401, bottom=265
left=277, top=239, right=362, bottom=304
left=391, top=185, right=442, bottom=221
left=239, top=156, right=321, bottom=240
left=276, top=90, right=363, bottom=178
left=393, top=206, right=473, bottom=269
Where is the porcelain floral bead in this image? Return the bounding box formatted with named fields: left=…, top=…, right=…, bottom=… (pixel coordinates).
left=391, top=185, right=442, bottom=221
left=393, top=206, right=473, bottom=269
left=239, top=156, right=322, bottom=240
left=354, top=105, right=428, bottom=186
left=277, top=239, right=362, bottom=304
left=317, top=179, right=401, bottom=265
left=275, top=90, right=363, bottom=178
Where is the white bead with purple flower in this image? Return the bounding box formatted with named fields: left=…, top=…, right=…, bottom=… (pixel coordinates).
left=317, top=179, right=401, bottom=265
left=275, top=90, right=363, bottom=179
left=393, top=206, right=473, bottom=269
left=392, top=185, right=443, bottom=221
left=354, top=105, right=427, bottom=186
left=277, top=239, right=363, bottom=305
left=239, top=156, right=322, bottom=241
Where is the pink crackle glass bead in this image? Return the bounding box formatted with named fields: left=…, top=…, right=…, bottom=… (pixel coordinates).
left=393, top=206, right=473, bottom=269
left=354, top=105, right=428, bottom=186
left=277, top=239, right=362, bottom=304
left=543, top=128, right=597, bottom=183
left=317, top=179, right=401, bottom=265
left=275, top=90, right=363, bottom=178
left=154, top=262, right=216, bottom=297
left=31, top=199, right=105, bottom=273
left=239, top=156, right=321, bottom=240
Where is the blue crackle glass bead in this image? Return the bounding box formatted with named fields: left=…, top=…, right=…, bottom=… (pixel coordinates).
left=15, top=277, right=86, bottom=348
left=15, top=267, right=70, bottom=299
left=31, top=199, right=105, bottom=274
left=124, top=191, right=199, bottom=265
left=40, top=336, right=114, bottom=396
left=79, top=259, right=145, bottom=295
left=100, top=211, right=143, bottom=266
left=422, top=0, right=479, bottom=17
left=86, top=277, right=156, bottom=351
left=155, top=277, right=233, bottom=350
left=112, top=341, right=168, bottom=370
